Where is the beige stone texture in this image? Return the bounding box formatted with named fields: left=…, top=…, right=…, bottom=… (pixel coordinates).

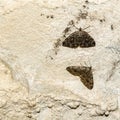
left=0, top=0, right=119, bottom=119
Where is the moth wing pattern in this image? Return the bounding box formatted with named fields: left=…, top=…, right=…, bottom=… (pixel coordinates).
left=79, top=31, right=96, bottom=48
left=78, top=66, right=93, bottom=89
left=66, top=66, right=94, bottom=90
left=62, top=30, right=95, bottom=48
left=66, top=66, right=81, bottom=76
left=62, top=31, right=80, bottom=48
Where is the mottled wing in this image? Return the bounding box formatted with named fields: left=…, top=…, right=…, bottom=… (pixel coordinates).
left=62, top=31, right=80, bottom=48
left=78, top=31, right=95, bottom=48
left=79, top=67, right=93, bottom=89
left=66, top=66, right=94, bottom=90
left=62, top=30, right=95, bottom=48
left=66, top=66, right=81, bottom=76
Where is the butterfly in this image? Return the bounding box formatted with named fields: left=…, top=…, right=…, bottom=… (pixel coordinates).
left=66, top=66, right=94, bottom=90
left=62, top=28, right=95, bottom=48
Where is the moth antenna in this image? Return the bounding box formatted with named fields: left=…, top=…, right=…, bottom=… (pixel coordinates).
left=72, top=24, right=90, bottom=31
left=83, top=58, right=91, bottom=67
left=72, top=24, right=80, bottom=30
left=83, top=25, right=90, bottom=30
left=88, top=58, right=92, bottom=67
left=80, top=62, right=82, bottom=66
left=88, top=58, right=91, bottom=65
left=84, top=61, right=88, bottom=66
left=88, top=59, right=95, bottom=72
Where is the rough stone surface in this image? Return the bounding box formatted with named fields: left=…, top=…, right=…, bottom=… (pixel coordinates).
left=0, top=0, right=120, bottom=120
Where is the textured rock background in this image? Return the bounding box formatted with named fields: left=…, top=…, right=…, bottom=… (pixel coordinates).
left=0, top=0, right=120, bottom=119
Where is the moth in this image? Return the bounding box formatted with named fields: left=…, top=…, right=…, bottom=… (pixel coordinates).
left=62, top=28, right=95, bottom=48
left=66, top=66, right=94, bottom=90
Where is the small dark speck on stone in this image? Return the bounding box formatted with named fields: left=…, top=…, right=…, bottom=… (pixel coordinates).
left=83, top=5, right=86, bottom=8
left=54, top=39, right=61, bottom=48
left=80, top=12, right=88, bottom=19
left=63, top=34, right=66, bottom=37
left=46, top=15, right=54, bottom=19
left=46, top=15, right=49, bottom=18
left=50, top=15, right=54, bottom=19
left=63, top=27, right=70, bottom=34
left=85, top=0, right=89, bottom=3
left=100, top=19, right=105, bottom=22
left=68, top=20, right=74, bottom=26
left=111, top=24, right=114, bottom=30
left=40, top=13, right=44, bottom=16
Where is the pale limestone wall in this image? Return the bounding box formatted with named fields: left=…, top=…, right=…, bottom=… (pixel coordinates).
left=0, top=0, right=120, bottom=120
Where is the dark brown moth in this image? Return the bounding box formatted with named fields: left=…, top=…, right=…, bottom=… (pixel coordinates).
left=66, top=66, right=94, bottom=90
left=62, top=28, right=95, bottom=48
